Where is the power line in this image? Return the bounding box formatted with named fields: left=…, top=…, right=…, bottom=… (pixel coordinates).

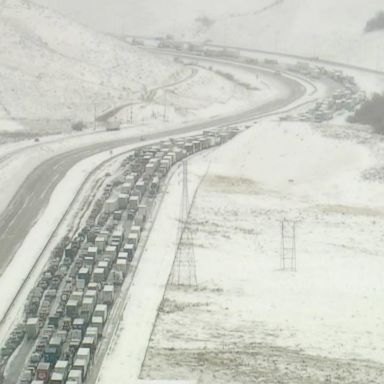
left=171, top=159, right=197, bottom=288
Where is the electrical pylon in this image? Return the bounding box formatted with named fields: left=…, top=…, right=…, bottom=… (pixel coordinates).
left=280, top=218, right=297, bottom=271
left=171, top=160, right=197, bottom=287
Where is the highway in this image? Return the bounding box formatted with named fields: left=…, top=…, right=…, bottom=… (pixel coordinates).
left=0, top=51, right=320, bottom=384
left=0, top=40, right=378, bottom=384
left=0, top=63, right=306, bottom=278
left=207, top=42, right=384, bottom=76
left=0, top=52, right=316, bottom=381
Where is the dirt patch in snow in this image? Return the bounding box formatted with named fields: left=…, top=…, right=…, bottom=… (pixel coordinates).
left=204, top=175, right=262, bottom=195
left=311, top=204, right=384, bottom=217
left=142, top=343, right=384, bottom=384
left=159, top=298, right=210, bottom=314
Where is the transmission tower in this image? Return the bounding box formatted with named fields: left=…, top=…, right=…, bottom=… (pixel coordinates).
left=171, top=160, right=197, bottom=287
left=280, top=218, right=297, bottom=272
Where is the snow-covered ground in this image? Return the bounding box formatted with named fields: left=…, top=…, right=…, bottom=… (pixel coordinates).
left=112, top=60, right=290, bottom=126
left=4, top=2, right=384, bottom=382
left=0, top=56, right=300, bottom=222
left=4, top=0, right=384, bottom=138
left=139, top=120, right=384, bottom=382
left=0, top=0, right=261, bottom=136
left=0, top=55, right=334, bottom=379
left=0, top=0, right=187, bottom=128
left=33, top=0, right=384, bottom=74
left=0, top=47, right=316, bottom=348
left=230, top=47, right=384, bottom=96
left=181, top=0, right=384, bottom=73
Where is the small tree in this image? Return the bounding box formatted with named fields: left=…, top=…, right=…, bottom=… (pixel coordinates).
left=71, top=120, right=86, bottom=131
left=350, top=93, right=384, bottom=133
left=365, top=11, right=384, bottom=32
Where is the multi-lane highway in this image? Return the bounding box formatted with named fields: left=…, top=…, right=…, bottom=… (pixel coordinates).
left=0, top=51, right=323, bottom=384
left=0, top=51, right=322, bottom=382
left=0, top=62, right=306, bottom=278
left=0, top=39, right=379, bottom=384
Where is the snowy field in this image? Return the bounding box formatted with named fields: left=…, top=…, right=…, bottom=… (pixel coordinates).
left=139, top=120, right=384, bottom=383
left=0, top=0, right=185, bottom=125
left=0, top=0, right=182, bottom=126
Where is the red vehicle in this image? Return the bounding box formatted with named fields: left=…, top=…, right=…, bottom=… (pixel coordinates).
left=36, top=362, right=50, bottom=382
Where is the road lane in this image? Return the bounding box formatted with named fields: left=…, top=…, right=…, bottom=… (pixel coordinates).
left=0, top=62, right=305, bottom=277
left=0, top=57, right=313, bottom=383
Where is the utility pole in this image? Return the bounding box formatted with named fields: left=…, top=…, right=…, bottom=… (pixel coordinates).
left=312, top=34, right=317, bottom=58
left=274, top=31, right=279, bottom=52
left=171, top=160, right=197, bottom=288
left=93, top=104, right=97, bottom=131
left=280, top=218, right=297, bottom=272
left=163, top=90, right=168, bottom=122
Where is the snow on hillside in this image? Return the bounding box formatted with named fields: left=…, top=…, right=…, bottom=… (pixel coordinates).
left=141, top=120, right=384, bottom=382
left=0, top=0, right=187, bottom=130
left=32, top=0, right=274, bottom=37
left=34, top=0, right=384, bottom=73
left=189, top=0, right=384, bottom=71
left=112, top=64, right=271, bottom=124
left=0, top=0, right=273, bottom=137
left=170, top=0, right=384, bottom=73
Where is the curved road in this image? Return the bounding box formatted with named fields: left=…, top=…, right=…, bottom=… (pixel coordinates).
left=97, top=67, right=199, bottom=122
left=0, top=57, right=306, bottom=280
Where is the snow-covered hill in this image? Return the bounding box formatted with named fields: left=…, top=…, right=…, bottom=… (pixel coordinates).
left=0, top=0, right=186, bottom=130
left=184, top=0, right=384, bottom=71
left=34, top=0, right=384, bottom=72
